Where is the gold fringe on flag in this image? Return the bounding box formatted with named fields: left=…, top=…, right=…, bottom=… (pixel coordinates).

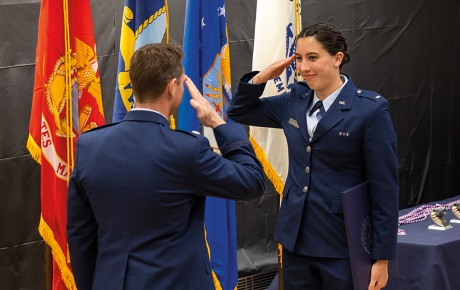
left=27, top=134, right=42, bottom=164
left=249, top=135, right=284, bottom=197
left=39, top=215, right=77, bottom=290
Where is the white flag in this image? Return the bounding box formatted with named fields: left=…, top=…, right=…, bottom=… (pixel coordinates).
left=251, top=0, right=301, bottom=195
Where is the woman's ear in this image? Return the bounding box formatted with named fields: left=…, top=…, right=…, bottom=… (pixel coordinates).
left=335, top=52, right=344, bottom=67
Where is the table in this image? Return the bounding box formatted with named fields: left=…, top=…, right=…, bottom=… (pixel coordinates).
left=267, top=196, right=460, bottom=289
left=386, top=196, right=460, bottom=290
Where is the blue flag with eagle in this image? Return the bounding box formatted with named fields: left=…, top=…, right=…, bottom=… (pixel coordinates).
left=113, top=0, right=169, bottom=122
left=178, top=1, right=237, bottom=289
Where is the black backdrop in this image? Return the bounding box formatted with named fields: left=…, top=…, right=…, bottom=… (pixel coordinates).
left=1, top=0, right=459, bottom=288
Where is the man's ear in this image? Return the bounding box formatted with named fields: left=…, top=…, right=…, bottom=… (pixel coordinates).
left=167, top=78, right=177, bottom=97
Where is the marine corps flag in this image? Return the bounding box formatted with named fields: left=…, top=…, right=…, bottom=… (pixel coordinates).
left=26, top=0, right=105, bottom=289
left=178, top=1, right=237, bottom=289
left=112, top=0, right=169, bottom=122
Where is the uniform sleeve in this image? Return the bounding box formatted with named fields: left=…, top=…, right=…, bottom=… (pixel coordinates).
left=67, top=143, right=98, bottom=290
left=228, top=72, right=287, bottom=128
left=363, top=99, right=399, bottom=260
left=191, top=123, right=265, bottom=200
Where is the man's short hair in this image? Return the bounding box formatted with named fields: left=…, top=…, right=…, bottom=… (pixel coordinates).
left=129, top=43, right=184, bottom=102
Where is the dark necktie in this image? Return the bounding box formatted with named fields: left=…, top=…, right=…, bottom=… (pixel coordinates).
left=309, top=100, right=326, bottom=119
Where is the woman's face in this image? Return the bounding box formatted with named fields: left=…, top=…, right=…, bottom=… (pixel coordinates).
left=295, top=36, right=343, bottom=98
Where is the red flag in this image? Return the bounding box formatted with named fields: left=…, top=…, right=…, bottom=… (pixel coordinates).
left=27, top=0, right=105, bottom=289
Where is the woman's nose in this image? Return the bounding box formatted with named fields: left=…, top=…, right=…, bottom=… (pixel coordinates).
left=298, top=61, right=310, bottom=72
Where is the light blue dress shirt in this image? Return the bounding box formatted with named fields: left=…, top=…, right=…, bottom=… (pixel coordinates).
left=306, top=75, right=348, bottom=140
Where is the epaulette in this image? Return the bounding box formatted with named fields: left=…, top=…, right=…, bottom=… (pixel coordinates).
left=81, top=122, right=119, bottom=134
left=172, top=129, right=203, bottom=138
left=355, top=88, right=385, bottom=102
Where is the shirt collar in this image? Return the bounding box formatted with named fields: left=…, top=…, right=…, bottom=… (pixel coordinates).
left=131, top=108, right=168, bottom=120
left=312, top=74, right=348, bottom=111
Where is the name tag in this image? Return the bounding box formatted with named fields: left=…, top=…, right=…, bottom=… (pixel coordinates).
left=288, top=118, right=299, bottom=128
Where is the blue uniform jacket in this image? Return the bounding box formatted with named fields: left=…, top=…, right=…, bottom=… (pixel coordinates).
left=228, top=72, right=399, bottom=260
left=67, top=110, right=265, bottom=290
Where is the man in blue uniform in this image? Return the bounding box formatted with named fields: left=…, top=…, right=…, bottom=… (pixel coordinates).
left=67, top=43, right=265, bottom=290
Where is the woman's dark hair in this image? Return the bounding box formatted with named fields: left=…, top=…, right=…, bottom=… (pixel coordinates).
left=297, top=22, right=351, bottom=69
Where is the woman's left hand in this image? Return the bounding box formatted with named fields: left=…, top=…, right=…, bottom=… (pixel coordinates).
left=368, top=260, right=389, bottom=290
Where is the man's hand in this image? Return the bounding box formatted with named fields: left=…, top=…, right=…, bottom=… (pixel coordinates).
left=368, top=260, right=389, bottom=290
left=184, top=76, right=225, bottom=129
left=252, top=55, right=296, bottom=84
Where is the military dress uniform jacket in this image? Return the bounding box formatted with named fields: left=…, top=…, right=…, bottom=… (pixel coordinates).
left=67, top=110, right=265, bottom=290
left=228, top=72, right=399, bottom=261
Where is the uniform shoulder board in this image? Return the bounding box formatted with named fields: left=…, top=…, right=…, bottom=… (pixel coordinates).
left=173, top=129, right=203, bottom=138
left=356, top=89, right=385, bottom=102
left=82, top=122, right=118, bottom=134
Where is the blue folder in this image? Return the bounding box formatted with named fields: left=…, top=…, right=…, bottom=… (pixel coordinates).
left=342, top=181, right=397, bottom=290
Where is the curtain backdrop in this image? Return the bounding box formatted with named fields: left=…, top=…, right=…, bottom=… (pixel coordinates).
left=1, top=0, right=459, bottom=288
